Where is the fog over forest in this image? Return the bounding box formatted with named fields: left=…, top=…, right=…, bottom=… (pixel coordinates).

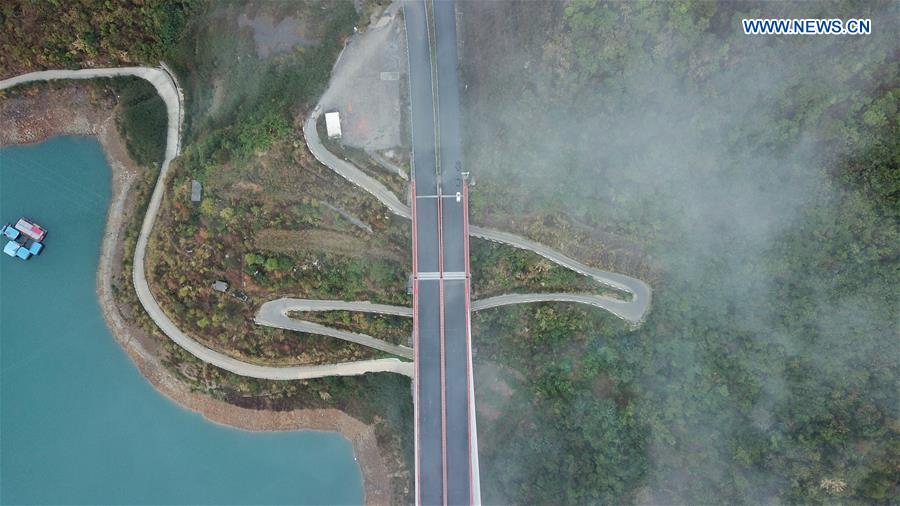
left=461, top=1, right=898, bottom=503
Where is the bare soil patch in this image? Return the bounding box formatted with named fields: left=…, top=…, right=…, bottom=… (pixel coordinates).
left=0, top=84, right=113, bottom=144
left=256, top=227, right=403, bottom=262
left=237, top=11, right=316, bottom=59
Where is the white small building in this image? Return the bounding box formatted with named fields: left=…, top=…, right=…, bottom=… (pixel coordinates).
left=325, top=111, right=342, bottom=139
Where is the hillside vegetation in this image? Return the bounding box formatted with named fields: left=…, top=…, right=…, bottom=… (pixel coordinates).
left=0, top=0, right=200, bottom=79
left=143, top=1, right=408, bottom=365
left=461, top=0, right=898, bottom=503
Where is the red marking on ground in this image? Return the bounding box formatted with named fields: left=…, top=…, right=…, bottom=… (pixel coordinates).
left=412, top=182, right=418, bottom=278
left=353, top=117, right=370, bottom=137
left=464, top=276, right=475, bottom=506
left=438, top=192, right=448, bottom=506
left=463, top=185, right=471, bottom=278
left=411, top=181, right=421, bottom=506
left=463, top=184, right=476, bottom=505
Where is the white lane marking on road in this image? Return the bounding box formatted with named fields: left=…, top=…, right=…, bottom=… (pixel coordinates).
left=417, top=271, right=466, bottom=280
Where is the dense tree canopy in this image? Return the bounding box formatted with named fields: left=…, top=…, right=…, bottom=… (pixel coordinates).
left=0, top=0, right=200, bottom=78
left=462, top=0, right=898, bottom=503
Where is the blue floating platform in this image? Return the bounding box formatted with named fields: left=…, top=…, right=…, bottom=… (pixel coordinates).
left=1, top=224, right=19, bottom=240
left=2, top=217, right=48, bottom=260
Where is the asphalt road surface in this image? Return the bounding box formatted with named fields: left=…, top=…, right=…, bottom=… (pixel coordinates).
left=405, top=1, right=446, bottom=504
left=434, top=1, right=478, bottom=504
left=407, top=0, right=479, bottom=503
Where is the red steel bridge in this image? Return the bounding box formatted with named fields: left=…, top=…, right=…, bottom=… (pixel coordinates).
left=406, top=0, right=481, bottom=504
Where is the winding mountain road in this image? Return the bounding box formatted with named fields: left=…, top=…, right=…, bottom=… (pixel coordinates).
left=261, top=286, right=647, bottom=357
left=304, top=108, right=411, bottom=219
left=256, top=299, right=414, bottom=359
left=469, top=226, right=651, bottom=322
left=3, top=42, right=651, bottom=379
left=302, top=102, right=651, bottom=325
left=0, top=67, right=413, bottom=380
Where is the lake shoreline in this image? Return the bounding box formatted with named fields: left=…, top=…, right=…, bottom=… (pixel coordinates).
left=0, top=83, right=390, bottom=505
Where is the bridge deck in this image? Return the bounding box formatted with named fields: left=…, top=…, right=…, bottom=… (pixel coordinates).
left=407, top=0, right=480, bottom=503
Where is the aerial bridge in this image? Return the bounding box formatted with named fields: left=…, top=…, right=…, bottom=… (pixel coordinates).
left=406, top=0, right=481, bottom=503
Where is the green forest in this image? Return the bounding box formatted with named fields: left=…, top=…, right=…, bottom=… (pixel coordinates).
left=110, top=77, right=168, bottom=167
left=462, top=0, right=898, bottom=504
left=0, top=0, right=201, bottom=78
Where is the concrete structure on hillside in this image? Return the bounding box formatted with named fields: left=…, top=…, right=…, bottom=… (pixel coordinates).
left=325, top=111, right=342, bottom=138
left=191, top=180, right=202, bottom=202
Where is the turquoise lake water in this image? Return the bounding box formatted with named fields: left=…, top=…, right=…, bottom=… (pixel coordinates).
left=0, top=136, right=363, bottom=505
